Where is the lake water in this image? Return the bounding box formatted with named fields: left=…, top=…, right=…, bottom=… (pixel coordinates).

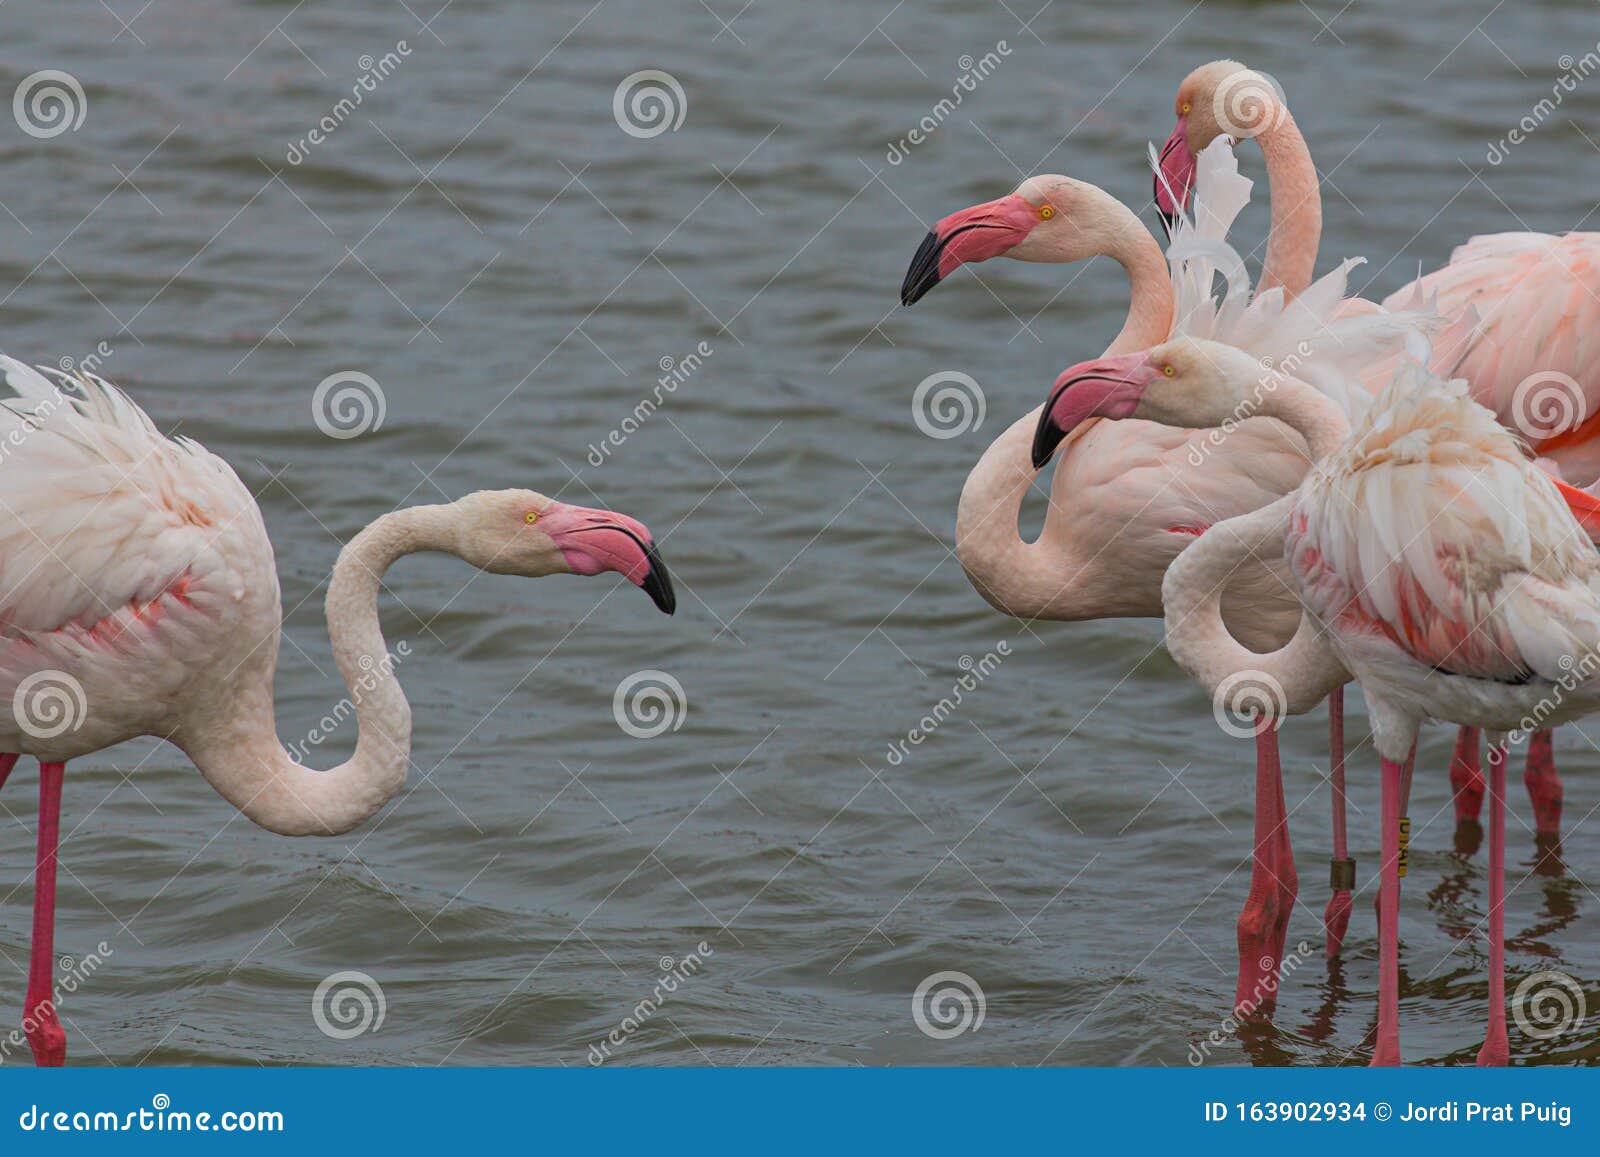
left=0, top=0, right=1596, bottom=1066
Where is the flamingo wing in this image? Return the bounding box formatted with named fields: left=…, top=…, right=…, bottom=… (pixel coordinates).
left=1383, top=232, right=1600, bottom=479
left=1288, top=365, right=1600, bottom=683
left=0, top=358, right=268, bottom=642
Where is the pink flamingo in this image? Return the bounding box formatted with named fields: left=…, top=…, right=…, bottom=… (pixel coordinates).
left=0, top=357, right=675, bottom=1066
left=1154, top=59, right=1600, bottom=850
left=902, top=145, right=1430, bottom=1019
left=1039, top=336, right=1600, bottom=1064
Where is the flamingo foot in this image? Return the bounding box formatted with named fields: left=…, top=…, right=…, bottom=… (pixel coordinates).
left=1523, top=729, right=1562, bottom=837
left=22, top=997, right=66, bottom=1067
left=1323, top=887, right=1352, bottom=960
left=1450, top=726, right=1485, bottom=826
left=1476, top=1026, right=1510, bottom=1067
left=1369, top=1035, right=1402, bottom=1067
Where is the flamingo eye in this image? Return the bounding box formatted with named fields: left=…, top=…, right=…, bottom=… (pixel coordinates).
left=1180, top=101, right=1191, bottom=115
left=1163, top=365, right=1176, bottom=377
left=1039, top=204, right=1055, bottom=220
left=525, top=511, right=540, bottom=524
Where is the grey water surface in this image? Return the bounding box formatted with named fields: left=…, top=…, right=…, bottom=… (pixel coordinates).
left=0, top=0, right=1597, bottom=1066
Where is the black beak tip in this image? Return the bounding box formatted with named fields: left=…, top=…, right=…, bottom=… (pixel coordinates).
left=900, top=230, right=944, bottom=306
left=1031, top=416, right=1065, bottom=471
left=641, top=545, right=676, bottom=615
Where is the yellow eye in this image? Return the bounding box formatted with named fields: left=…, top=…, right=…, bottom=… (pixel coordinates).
left=525, top=511, right=539, bottom=523
left=1039, top=204, right=1055, bottom=219
left=1180, top=101, right=1191, bottom=115
left=1163, top=365, right=1176, bottom=377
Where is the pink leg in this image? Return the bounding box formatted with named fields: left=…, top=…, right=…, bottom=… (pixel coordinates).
left=1523, top=729, right=1561, bottom=838
left=1451, top=726, right=1485, bottom=825
left=24, top=762, right=66, bottom=1067
left=1478, top=742, right=1509, bottom=1066
left=1235, top=718, right=1297, bottom=1019
left=1323, top=690, right=1353, bottom=959
left=1372, top=755, right=1404, bottom=1066
left=0, top=752, right=18, bottom=791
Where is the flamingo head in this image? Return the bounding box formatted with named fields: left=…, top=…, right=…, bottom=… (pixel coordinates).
left=901, top=175, right=1091, bottom=305
left=450, top=491, right=675, bottom=614
left=1032, top=338, right=1262, bottom=468
left=1155, top=59, right=1262, bottom=232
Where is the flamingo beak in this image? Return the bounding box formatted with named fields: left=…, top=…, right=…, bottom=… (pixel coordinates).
left=1153, top=117, right=1194, bottom=239
left=1552, top=478, right=1600, bottom=547
left=542, top=503, right=677, bottom=614
left=1032, top=352, right=1155, bottom=469
left=901, top=193, right=1040, bottom=305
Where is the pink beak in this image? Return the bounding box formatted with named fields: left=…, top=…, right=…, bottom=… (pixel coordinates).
left=1153, top=117, right=1195, bottom=236
left=901, top=193, right=1040, bottom=304
left=1032, top=352, right=1154, bottom=468
left=537, top=502, right=675, bottom=614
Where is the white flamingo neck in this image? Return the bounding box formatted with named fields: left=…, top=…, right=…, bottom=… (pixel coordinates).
left=953, top=195, right=1171, bottom=619
left=1254, top=375, right=1350, bottom=461
left=1253, top=110, right=1321, bottom=297
left=179, top=504, right=456, bottom=836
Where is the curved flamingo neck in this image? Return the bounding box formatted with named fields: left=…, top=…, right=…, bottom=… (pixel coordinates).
left=1254, top=109, right=1321, bottom=297
left=954, top=194, right=1171, bottom=619
left=178, top=505, right=454, bottom=836
left=1256, top=375, right=1349, bottom=460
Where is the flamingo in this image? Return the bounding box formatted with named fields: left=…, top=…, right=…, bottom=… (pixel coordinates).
left=901, top=143, right=1433, bottom=1018
left=1035, top=335, right=1600, bottom=1064
left=1154, top=58, right=1600, bottom=855
left=0, top=357, right=675, bottom=1066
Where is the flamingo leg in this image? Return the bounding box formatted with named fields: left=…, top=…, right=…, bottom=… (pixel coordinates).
left=24, top=761, right=67, bottom=1067
left=1235, top=717, right=1297, bottom=1019
left=1523, top=729, right=1561, bottom=838
left=1323, top=689, right=1353, bottom=959
left=1451, top=726, right=1486, bottom=826
left=1372, top=754, right=1404, bottom=1066
left=1478, top=741, right=1509, bottom=1066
